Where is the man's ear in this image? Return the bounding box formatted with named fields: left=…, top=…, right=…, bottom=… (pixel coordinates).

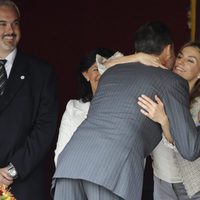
left=160, top=44, right=174, bottom=61
left=160, top=44, right=175, bottom=70
left=82, top=72, right=89, bottom=82
left=162, top=44, right=172, bottom=60
left=158, top=44, right=174, bottom=70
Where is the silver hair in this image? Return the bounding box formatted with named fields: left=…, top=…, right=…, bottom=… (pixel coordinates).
left=0, top=0, right=20, bottom=17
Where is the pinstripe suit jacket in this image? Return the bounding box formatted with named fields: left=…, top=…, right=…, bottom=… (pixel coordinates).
left=54, top=63, right=200, bottom=200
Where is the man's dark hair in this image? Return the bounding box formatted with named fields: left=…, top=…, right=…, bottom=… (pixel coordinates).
left=134, top=21, right=173, bottom=55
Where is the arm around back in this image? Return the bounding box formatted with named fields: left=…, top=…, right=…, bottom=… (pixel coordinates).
left=164, top=75, right=200, bottom=161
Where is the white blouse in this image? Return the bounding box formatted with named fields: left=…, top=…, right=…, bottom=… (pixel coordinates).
left=152, top=97, right=200, bottom=196
left=54, top=100, right=90, bottom=166
left=54, top=51, right=123, bottom=165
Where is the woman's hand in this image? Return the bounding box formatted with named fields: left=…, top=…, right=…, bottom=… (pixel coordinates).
left=104, top=52, right=166, bottom=69
left=97, top=53, right=167, bottom=69
left=137, top=94, right=174, bottom=143
left=136, top=53, right=166, bottom=69
left=137, top=94, right=168, bottom=126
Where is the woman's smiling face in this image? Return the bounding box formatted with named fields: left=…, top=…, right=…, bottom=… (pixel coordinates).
left=82, top=62, right=101, bottom=95
left=173, top=46, right=200, bottom=88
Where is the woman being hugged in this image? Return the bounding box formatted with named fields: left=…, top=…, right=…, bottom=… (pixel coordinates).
left=138, top=41, right=200, bottom=200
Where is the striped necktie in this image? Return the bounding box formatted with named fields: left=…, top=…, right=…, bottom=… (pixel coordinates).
left=0, top=59, right=7, bottom=95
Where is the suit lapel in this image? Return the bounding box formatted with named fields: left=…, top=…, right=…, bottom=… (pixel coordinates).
left=0, top=51, right=28, bottom=112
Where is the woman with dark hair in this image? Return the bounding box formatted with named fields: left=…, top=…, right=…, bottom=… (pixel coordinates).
left=138, top=41, right=200, bottom=199
left=54, top=48, right=116, bottom=165
left=79, top=48, right=116, bottom=103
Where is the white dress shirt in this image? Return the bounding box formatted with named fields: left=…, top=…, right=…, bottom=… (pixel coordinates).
left=4, top=48, right=17, bottom=78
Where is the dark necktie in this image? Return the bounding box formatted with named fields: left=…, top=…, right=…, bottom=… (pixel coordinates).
left=0, top=59, right=7, bottom=95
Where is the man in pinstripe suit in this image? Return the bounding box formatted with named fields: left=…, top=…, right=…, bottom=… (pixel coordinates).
left=53, top=21, right=200, bottom=200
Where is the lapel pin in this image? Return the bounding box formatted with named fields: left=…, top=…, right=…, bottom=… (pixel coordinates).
left=20, top=75, right=25, bottom=80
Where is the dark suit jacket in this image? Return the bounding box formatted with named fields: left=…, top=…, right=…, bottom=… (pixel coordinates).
left=0, top=50, right=58, bottom=200
left=54, top=63, right=200, bottom=200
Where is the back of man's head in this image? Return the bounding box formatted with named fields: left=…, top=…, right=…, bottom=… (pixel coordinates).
left=134, top=21, right=173, bottom=55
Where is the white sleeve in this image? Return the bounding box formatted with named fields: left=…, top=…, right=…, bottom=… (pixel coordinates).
left=54, top=100, right=82, bottom=166
left=162, top=134, right=178, bottom=152
left=54, top=105, right=71, bottom=166
left=96, top=51, right=124, bottom=74
left=162, top=98, right=200, bottom=153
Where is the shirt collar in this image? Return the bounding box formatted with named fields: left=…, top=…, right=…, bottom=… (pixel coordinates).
left=5, top=48, right=17, bottom=66
left=2, top=49, right=17, bottom=77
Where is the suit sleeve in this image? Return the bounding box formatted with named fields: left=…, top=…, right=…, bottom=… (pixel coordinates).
left=10, top=64, right=58, bottom=179
left=164, top=77, right=200, bottom=161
